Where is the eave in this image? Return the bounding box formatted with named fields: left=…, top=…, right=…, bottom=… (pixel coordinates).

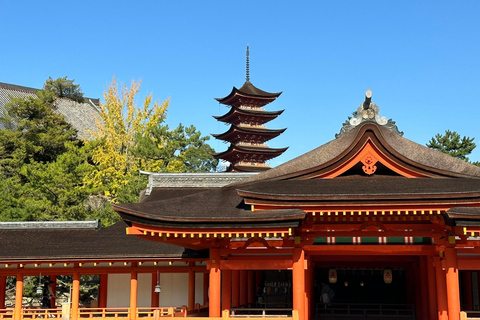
left=212, top=125, right=286, bottom=143
left=214, top=107, right=284, bottom=125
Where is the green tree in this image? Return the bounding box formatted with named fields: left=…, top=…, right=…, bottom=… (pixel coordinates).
left=427, top=130, right=476, bottom=162
left=0, top=78, right=95, bottom=222
left=134, top=123, right=218, bottom=173
left=44, top=76, right=85, bottom=103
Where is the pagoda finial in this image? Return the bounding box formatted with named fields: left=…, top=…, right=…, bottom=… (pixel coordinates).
left=246, top=45, right=250, bottom=82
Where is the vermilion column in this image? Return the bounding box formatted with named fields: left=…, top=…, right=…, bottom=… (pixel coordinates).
left=247, top=271, right=255, bottom=307
left=203, top=273, right=209, bottom=305
left=445, top=247, right=460, bottom=320
left=420, top=256, right=430, bottom=320
left=293, top=248, right=305, bottom=320
left=188, top=263, right=196, bottom=311
left=305, top=257, right=313, bottom=320
left=130, top=267, right=138, bottom=320
left=435, top=257, right=448, bottom=320
left=14, top=273, right=23, bottom=320
left=71, top=271, right=80, bottom=320
left=222, top=270, right=232, bottom=312
left=462, top=271, right=473, bottom=310
left=413, top=261, right=423, bottom=320
left=427, top=257, right=438, bottom=320
left=151, top=272, right=159, bottom=308
left=0, top=275, right=6, bottom=309
left=232, top=270, right=240, bottom=308
left=239, top=271, right=247, bottom=307
left=51, top=276, right=57, bottom=308
left=209, top=249, right=221, bottom=317
left=99, top=274, right=108, bottom=308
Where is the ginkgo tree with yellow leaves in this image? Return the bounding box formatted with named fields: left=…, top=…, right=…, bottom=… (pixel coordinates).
left=85, top=77, right=218, bottom=200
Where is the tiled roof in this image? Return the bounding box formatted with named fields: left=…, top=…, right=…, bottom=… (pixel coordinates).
left=0, top=221, right=187, bottom=261
left=0, top=82, right=101, bottom=140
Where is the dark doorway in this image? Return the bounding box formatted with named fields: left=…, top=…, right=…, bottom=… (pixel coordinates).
left=314, top=267, right=413, bottom=319
left=315, top=268, right=407, bottom=304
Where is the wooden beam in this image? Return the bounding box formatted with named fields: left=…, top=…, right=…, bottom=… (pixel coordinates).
left=219, top=259, right=292, bottom=270
left=304, top=245, right=436, bottom=255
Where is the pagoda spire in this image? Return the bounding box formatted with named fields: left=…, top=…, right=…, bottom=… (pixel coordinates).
left=246, top=45, right=250, bottom=82
left=213, top=48, right=287, bottom=172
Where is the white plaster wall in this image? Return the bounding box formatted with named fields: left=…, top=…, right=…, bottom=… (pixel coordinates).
left=106, top=273, right=152, bottom=308
left=195, top=273, right=204, bottom=305
left=138, top=273, right=152, bottom=307
left=158, top=273, right=188, bottom=307
left=107, top=274, right=130, bottom=307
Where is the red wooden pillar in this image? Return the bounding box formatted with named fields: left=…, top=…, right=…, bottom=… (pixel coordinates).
left=305, top=256, right=313, bottom=320
left=462, top=271, right=473, bottom=310
left=99, top=274, right=108, bottom=308
left=427, top=257, right=438, bottom=320
left=71, top=271, right=80, bottom=320
left=130, top=264, right=138, bottom=320
left=293, top=248, right=305, bottom=320
left=151, top=272, right=159, bottom=308
left=247, top=271, right=255, bottom=307
left=188, top=263, right=196, bottom=311
left=239, top=271, right=247, bottom=307
left=435, top=257, right=448, bottom=320
left=413, top=260, right=423, bottom=320
left=0, top=275, right=6, bottom=309
left=420, top=256, right=430, bottom=320
left=50, top=276, right=57, bottom=308
left=222, top=270, right=232, bottom=312
left=255, top=271, right=262, bottom=294
left=209, top=249, right=221, bottom=317
left=203, top=273, right=209, bottom=305
left=445, top=247, right=460, bottom=320
left=232, top=270, right=240, bottom=308
left=14, top=273, right=23, bottom=320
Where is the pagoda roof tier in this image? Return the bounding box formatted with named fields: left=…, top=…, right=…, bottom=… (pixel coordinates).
left=212, top=144, right=288, bottom=163
left=214, top=107, right=284, bottom=125
left=215, top=81, right=282, bottom=108
left=212, top=125, right=286, bottom=144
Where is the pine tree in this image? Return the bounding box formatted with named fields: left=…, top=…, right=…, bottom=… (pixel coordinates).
left=427, top=130, right=476, bottom=162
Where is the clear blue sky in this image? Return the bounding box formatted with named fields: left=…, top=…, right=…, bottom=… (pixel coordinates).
left=2, top=1, right=480, bottom=166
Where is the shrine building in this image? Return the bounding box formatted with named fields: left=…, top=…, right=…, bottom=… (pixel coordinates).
left=2, top=82, right=480, bottom=320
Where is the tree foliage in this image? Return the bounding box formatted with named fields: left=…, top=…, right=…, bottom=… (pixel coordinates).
left=427, top=130, right=476, bottom=162
left=0, top=76, right=218, bottom=224
left=44, top=76, right=85, bottom=103
left=85, top=77, right=218, bottom=199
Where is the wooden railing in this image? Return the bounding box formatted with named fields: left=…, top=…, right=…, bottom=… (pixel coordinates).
left=0, top=309, right=13, bottom=319
left=1, top=307, right=299, bottom=320
left=77, top=307, right=130, bottom=318
left=315, top=303, right=415, bottom=318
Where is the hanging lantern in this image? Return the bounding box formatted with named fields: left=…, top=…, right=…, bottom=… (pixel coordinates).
left=328, top=268, right=337, bottom=283
left=383, top=269, right=393, bottom=284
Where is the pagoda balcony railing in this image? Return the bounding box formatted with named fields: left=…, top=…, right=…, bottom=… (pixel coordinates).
left=236, top=142, right=269, bottom=148
left=236, top=161, right=270, bottom=167
left=237, top=123, right=267, bottom=129
left=239, top=105, right=265, bottom=111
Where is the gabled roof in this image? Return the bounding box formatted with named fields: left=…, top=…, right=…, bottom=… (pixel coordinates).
left=0, top=82, right=101, bottom=140
left=236, top=122, right=480, bottom=184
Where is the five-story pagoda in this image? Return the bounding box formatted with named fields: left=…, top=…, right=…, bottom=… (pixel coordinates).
left=213, top=46, right=288, bottom=172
